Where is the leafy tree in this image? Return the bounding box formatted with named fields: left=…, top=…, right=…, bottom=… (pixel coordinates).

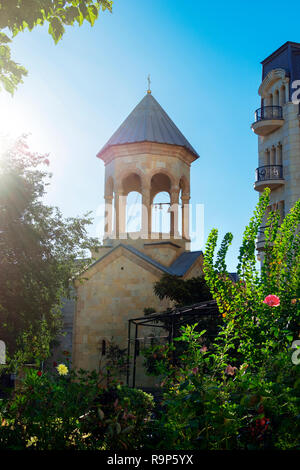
left=0, top=0, right=113, bottom=94
left=0, top=136, right=98, bottom=365
left=153, top=273, right=212, bottom=307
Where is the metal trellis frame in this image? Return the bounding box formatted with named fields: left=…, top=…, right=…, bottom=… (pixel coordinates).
left=127, top=300, right=219, bottom=388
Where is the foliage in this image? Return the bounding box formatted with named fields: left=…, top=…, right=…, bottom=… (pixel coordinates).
left=143, top=307, right=156, bottom=316
left=0, top=367, right=154, bottom=450
left=203, top=188, right=300, bottom=366
left=99, top=338, right=128, bottom=387
left=143, top=343, right=175, bottom=377
left=143, top=274, right=218, bottom=376
left=154, top=274, right=212, bottom=307
left=0, top=0, right=112, bottom=94
left=0, top=136, right=98, bottom=366
left=146, top=190, right=300, bottom=450
left=86, top=385, right=154, bottom=450
left=149, top=326, right=300, bottom=450
left=0, top=366, right=99, bottom=449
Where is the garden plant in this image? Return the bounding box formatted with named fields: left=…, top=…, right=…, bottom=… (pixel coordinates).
left=144, top=189, right=300, bottom=450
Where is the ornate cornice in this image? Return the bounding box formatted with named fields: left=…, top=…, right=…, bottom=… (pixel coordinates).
left=258, top=68, right=289, bottom=97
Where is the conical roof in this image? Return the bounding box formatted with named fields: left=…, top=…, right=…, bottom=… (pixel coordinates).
left=97, top=93, right=199, bottom=159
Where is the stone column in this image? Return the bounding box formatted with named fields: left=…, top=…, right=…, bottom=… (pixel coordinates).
left=170, top=187, right=180, bottom=238
left=277, top=144, right=283, bottom=165
left=114, top=191, right=125, bottom=239
left=279, top=86, right=285, bottom=107
left=104, top=195, right=113, bottom=238
left=285, top=80, right=289, bottom=103
left=119, top=193, right=126, bottom=237
left=141, top=186, right=151, bottom=239
left=181, top=193, right=190, bottom=240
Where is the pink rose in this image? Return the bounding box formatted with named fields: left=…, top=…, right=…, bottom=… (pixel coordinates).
left=263, top=295, right=280, bottom=307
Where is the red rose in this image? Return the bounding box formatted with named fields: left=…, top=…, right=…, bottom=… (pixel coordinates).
left=37, top=371, right=42, bottom=377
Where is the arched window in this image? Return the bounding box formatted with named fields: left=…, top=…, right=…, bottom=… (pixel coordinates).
left=150, top=172, right=172, bottom=235
left=152, top=191, right=171, bottom=234
left=121, top=173, right=142, bottom=235
left=126, top=191, right=142, bottom=232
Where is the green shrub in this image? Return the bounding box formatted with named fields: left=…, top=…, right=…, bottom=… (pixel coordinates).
left=0, top=366, right=154, bottom=450
left=85, top=385, right=154, bottom=450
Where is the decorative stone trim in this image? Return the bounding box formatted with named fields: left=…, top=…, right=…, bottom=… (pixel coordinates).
left=258, top=68, right=288, bottom=97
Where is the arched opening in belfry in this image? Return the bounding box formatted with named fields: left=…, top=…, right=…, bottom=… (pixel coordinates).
left=150, top=173, right=172, bottom=235
left=122, top=173, right=142, bottom=234
left=152, top=191, right=171, bottom=234
left=126, top=191, right=142, bottom=232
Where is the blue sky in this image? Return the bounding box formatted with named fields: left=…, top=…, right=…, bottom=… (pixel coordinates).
left=1, top=0, right=299, bottom=271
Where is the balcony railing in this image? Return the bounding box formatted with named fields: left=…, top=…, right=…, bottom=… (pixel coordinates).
left=254, top=106, right=283, bottom=122
left=255, top=165, right=283, bottom=182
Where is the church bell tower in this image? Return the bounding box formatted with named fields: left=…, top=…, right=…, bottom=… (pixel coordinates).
left=96, top=86, right=199, bottom=258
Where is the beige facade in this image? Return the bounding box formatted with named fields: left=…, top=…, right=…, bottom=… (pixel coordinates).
left=72, top=92, right=203, bottom=387
left=251, top=56, right=300, bottom=260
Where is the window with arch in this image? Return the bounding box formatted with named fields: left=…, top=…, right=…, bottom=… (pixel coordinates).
left=152, top=191, right=171, bottom=233
left=126, top=191, right=142, bottom=232
left=122, top=173, right=142, bottom=234
left=150, top=172, right=172, bottom=234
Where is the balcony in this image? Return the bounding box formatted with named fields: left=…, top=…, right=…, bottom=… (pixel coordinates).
left=256, top=225, right=276, bottom=252
left=251, top=106, right=284, bottom=136
left=254, top=165, right=285, bottom=191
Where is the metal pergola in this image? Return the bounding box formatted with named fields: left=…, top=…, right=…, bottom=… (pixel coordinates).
left=126, top=300, right=219, bottom=387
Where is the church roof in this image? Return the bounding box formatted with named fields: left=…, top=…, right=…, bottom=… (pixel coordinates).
left=97, top=93, right=199, bottom=159
left=169, top=251, right=203, bottom=276
left=88, top=243, right=203, bottom=277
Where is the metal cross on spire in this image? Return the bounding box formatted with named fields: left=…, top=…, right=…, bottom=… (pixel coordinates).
left=147, top=74, right=151, bottom=94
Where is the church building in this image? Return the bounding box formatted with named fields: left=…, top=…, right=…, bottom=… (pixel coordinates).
left=71, top=86, right=204, bottom=383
